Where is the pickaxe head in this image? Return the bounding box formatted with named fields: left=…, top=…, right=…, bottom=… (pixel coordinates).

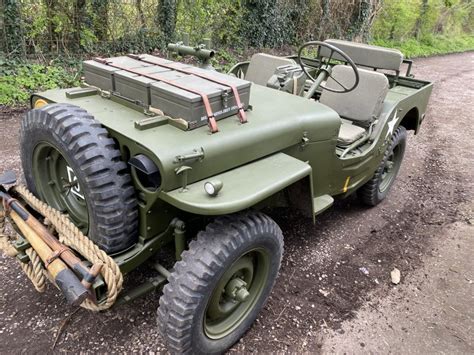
left=0, top=171, right=17, bottom=187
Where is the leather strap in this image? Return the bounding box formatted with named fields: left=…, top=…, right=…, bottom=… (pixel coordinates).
left=44, top=245, right=71, bottom=268
left=128, top=54, right=248, bottom=124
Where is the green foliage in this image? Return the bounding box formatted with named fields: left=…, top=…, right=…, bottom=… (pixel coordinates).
left=2, top=0, right=472, bottom=58
left=90, top=0, right=109, bottom=41
left=212, top=48, right=241, bottom=73
left=0, top=61, right=80, bottom=106
left=240, top=0, right=297, bottom=48
left=372, top=0, right=421, bottom=40
left=372, top=34, right=474, bottom=58
left=175, top=0, right=244, bottom=47
left=1, top=0, right=473, bottom=107
left=371, top=0, right=473, bottom=41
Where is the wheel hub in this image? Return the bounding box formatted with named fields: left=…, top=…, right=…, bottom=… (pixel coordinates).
left=225, top=277, right=250, bottom=303
left=379, top=146, right=402, bottom=193
left=32, top=142, right=89, bottom=233
left=204, top=248, right=270, bottom=340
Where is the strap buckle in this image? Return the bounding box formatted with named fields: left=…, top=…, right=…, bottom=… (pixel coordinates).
left=237, top=105, right=247, bottom=124
left=44, top=246, right=70, bottom=268
left=207, top=115, right=218, bottom=133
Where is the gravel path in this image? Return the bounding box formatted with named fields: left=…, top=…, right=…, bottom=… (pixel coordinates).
left=0, top=51, right=472, bottom=353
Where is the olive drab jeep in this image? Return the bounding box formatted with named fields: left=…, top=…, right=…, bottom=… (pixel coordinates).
left=0, top=39, right=432, bottom=353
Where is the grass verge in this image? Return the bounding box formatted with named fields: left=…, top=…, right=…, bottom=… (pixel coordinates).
left=372, top=34, right=474, bottom=58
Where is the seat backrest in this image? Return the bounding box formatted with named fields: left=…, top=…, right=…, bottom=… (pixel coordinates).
left=319, top=65, right=389, bottom=123
left=320, top=39, right=403, bottom=72
left=245, top=53, right=296, bottom=86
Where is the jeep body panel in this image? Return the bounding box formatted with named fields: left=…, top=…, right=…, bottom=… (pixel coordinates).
left=160, top=152, right=312, bottom=215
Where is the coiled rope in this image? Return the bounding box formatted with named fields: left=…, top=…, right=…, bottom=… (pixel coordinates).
left=0, top=186, right=123, bottom=311
left=0, top=210, right=47, bottom=292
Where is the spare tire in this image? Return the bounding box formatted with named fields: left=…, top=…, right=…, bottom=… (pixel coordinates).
left=20, top=103, right=138, bottom=254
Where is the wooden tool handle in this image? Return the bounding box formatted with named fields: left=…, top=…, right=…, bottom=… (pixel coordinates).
left=9, top=212, right=89, bottom=306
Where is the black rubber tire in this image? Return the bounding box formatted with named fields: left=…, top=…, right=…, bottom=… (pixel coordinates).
left=20, top=103, right=138, bottom=253
left=157, top=212, right=284, bottom=354
left=359, top=126, right=407, bottom=206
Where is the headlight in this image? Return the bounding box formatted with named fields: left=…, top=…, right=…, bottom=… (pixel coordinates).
left=204, top=180, right=223, bottom=196
left=129, top=154, right=161, bottom=191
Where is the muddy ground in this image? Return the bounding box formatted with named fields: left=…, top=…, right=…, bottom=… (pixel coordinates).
left=0, top=52, right=472, bottom=354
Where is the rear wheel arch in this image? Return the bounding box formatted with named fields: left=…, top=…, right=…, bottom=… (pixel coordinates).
left=399, top=107, right=419, bottom=132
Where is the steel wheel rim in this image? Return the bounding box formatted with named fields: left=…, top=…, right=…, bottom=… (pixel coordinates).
left=32, top=142, right=89, bottom=233
left=204, top=248, right=270, bottom=339
left=379, top=144, right=402, bottom=193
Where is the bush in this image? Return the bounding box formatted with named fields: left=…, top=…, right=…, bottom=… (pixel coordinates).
left=0, top=60, right=80, bottom=106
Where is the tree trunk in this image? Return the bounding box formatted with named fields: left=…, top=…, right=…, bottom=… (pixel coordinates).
left=348, top=0, right=372, bottom=42
left=73, top=0, right=86, bottom=51
left=413, top=0, right=429, bottom=40
left=319, top=0, right=331, bottom=39
left=3, top=0, right=25, bottom=58
left=44, top=0, right=58, bottom=52
left=0, top=0, right=5, bottom=54
left=92, top=0, right=109, bottom=42
left=136, top=0, right=146, bottom=31
left=157, top=0, right=177, bottom=48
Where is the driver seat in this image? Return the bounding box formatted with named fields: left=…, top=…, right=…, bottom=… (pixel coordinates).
left=319, top=65, right=389, bottom=146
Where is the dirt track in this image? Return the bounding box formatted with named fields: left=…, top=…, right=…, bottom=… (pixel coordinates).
left=0, top=52, right=473, bottom=353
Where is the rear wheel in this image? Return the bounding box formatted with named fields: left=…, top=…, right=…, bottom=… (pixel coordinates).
left=359, top=126, right=407, bottom=206
left=21, top=103, right=138, bottom=253
left=157, top=212, right=284, bottom=354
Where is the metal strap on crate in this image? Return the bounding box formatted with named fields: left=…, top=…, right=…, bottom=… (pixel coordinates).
left=93, top=57, right=219, bottom=133
left=128, top=54, right=248, bottom=124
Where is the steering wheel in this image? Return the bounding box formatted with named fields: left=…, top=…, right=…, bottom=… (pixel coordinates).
left=297, top=41, right=360, bottom=93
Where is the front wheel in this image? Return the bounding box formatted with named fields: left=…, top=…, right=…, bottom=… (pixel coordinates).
left=157, top=212, right=284, bottom=354
left=359, top=126, right=407, bottom=206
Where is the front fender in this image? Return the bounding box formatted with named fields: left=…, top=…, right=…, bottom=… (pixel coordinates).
left=159, top=153, right=312, bottom=215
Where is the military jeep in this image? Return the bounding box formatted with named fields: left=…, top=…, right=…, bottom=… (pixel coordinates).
left=8, top=39, right=432, bottom=353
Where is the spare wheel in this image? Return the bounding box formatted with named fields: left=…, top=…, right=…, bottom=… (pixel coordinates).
left=20, top=103, right=138, bottom=254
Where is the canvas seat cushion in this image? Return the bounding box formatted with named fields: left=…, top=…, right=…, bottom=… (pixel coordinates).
left=338, top=121, right=366, bottom=146
left=319, top=65, right=389, bottom=124
left=321, top=39, right=404, bottom=72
